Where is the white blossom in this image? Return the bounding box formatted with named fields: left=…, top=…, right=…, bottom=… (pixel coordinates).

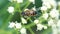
left=34, top=19, right=39, bottom=24
left=49, top=0, right=57, bottom=8
left=29, top=0, right=35, bottom=4
left=57, top=20, right=60, bottom=33
left=32, top=6, right=36, bottom=11
left=20, top=27, right=27, bottom=34
left=52, top=24, right=58, bottom=34
left=7, top=6, right=14, bottom=14
left=49, top=9, right=59, bottom=19
left=21, top=17, right=27, bottom=24
left=40, top=6, right=48, bottom=11
left=8, top=22, right=15, bottom=28
left=52, top=30, right=58, bottom=34
left=43, top=26, right=47, bottom=29
left=48, top=19, right=54, bottom=26
left=15, top=23, right=22, bottom=29
left=9, top=0, right=23, bottom=3
left=42, top=2, right=51, bottom=9
left=42, top=0, right=57, bottom=8
left=36, top=24, right=44, bottom=31
left=17, top=0, right=23, bottom=3
left=42, top=13, right=49, bottom=20
left=57, top=20, right=60, bottom=27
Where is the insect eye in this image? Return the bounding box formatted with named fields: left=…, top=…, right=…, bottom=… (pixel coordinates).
left=21, top=12, right=25, bottom=16
left=35, top=11, right=37, bottom=14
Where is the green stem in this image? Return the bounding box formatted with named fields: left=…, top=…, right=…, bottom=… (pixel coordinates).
left=22, top=2, right=31, bottom=10
left=28, top=28, right=35, bottom=34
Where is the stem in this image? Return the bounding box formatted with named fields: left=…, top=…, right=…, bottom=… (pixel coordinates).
left=22, top=1, right=31, bottom=10
left=28, top=28, right=35, bottom=34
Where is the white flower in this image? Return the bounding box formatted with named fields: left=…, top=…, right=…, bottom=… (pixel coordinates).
left=8, top=22, right=15, bottom=28
left=17, top=0, right=23, bottom=3
left=57, top=20, right=60, bottom=27
left=32, top=6, right=36, bottom=11
left=36, top=24, right=44, bottom=31
left=49, top=9, right=59, bottom=18
left=42, top=0, right=57, bottom=8
left=52, top=24, right=58, bottom=34
left=29, top=0, right=35, bottom=4
left=29, top=0, right=35, bottom=2
left=15, top=23, right=22, bottom=29
left=7, top=6, right=14, bottom=14
left=42, top=2, right=51, bottom=9
left=52, top=24, right=57, bottom=30
left=8, top=0, right=23, bottom=3
left=56, top=20, right=60, bottom=33
left=43, top=26, right=47, bottom=29
left=48, top=19, right=54, bottom=26
left=20, top=27, right=27, bottom=34
left=49, top=0, right=57, bottom=8
left=40, top=6, right=48, bottom=11
left=21, top=17, right=27, bottom=24
left=34, top=19, right=39, bottom=24
left=52, top=28, right=58, bottom=34
left=42, top=13, right=49, bottom=20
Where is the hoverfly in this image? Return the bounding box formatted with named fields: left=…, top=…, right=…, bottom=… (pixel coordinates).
left=21, top=6, right=40, bottom=17
left=21, top=9, right=37, bottom=16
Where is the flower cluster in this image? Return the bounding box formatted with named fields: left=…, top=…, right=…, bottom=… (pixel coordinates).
left=20, top=27, right=27, bottom=34
left=8, top=17, right=27, bottom=34
left=8, top=21, right=27, bottom=34
left=40, top=0, right=60, bottom=34
left=9, top=0, right=23, bottom=3
left=42, top=0, right=57, bottom=9
left=42, top=13, right=49, bottom=20
left=9, top=17, right=28, bottom=29
left=29, top=0, right=35, bottom=4
left=7, top=6, right=14, bottom=14
left=8, top=21, right=22, bottom=29
left=49, top=8, right=59, bottom=19
left=21, top=17, right=27, bottom=24
left=36, top=24, right=47, bottom=31
left=34, top=19, right=47, bottom=31
left=9, top=0, right=35, bottom=4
